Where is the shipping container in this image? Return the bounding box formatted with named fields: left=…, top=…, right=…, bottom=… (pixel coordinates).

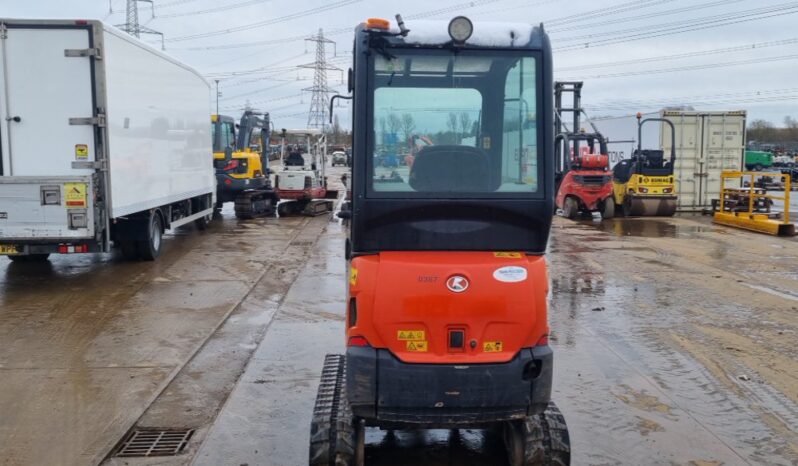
left=0, top=18, right=215, bottom=261
left=592, top=110, right=746, bottom=211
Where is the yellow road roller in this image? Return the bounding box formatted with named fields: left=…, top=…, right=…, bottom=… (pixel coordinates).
left=612, top=113, right=678, bottom=216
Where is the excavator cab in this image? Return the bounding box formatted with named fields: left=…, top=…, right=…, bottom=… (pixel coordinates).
left=310, top=15, right=570, bottom=466
left=611, top=114, right=678, bottom=216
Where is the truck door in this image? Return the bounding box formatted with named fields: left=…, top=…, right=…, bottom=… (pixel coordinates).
left=0, top=23, right=97, bottom=177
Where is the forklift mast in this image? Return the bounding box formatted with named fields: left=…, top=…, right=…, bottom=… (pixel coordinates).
left=554, top=81, right=607, bottom=173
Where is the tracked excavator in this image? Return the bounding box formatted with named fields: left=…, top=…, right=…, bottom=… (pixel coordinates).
left=274, top=129, right=339, bottom=216
left=309, top=15, right=570, bottom=466
left=211, top=111, right=278, bottom=219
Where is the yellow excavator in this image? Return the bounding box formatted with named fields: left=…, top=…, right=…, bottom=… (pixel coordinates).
left=612, top=113, right=678, bottom=216
left=211, top=111, right=278, bottom=218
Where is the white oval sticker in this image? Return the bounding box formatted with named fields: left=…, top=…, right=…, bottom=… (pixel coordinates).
left=493, top=266, right=527, bottom=283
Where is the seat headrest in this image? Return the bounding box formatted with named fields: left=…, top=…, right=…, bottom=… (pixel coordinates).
left=409, top=145, right=491, bottom=192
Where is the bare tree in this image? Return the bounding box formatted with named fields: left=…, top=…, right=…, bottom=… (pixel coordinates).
left=447, top=112, right=458, bottom=135
left=387, top=113, right=402, bottom=136
left=400, top=113, right=417, bottom=142
left=459, top=112, right=472, bottom=137
left=379, top=116, right=387, bottom=136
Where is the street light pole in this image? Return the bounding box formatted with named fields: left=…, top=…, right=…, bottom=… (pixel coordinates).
left=214, top=79, right=220, bottom=115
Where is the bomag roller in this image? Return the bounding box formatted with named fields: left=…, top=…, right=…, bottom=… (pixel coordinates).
left=309, top=15, right=570, bottom=466
left=211, top=111, right=278, bottom=219
left=611, top=114, right=678, bottom=217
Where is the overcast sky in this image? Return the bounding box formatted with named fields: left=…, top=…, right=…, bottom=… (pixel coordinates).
left=4, top=0, right=797, bottom=130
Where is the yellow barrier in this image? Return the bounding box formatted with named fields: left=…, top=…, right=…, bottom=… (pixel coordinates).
left=713, top=171, right=795, bottom=236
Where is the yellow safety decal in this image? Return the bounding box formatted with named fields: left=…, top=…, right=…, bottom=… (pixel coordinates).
left=482, top=136, right=491, bottom=149
left=483, top=341, right=503, bottom=352
left=406, top=340, right=428, bottom=352
left=64, top=183, right=87, bottom=208
left=494, top=252, right=522, bottom=258
left=349, top=267, right=358, bottom=286
left=397, top=330, right=425, bottom=341
left=75, top=144, right=88, bottom=160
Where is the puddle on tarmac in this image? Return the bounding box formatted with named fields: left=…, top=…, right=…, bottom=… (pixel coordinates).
left=365, top=427, right=506, bottom=465
left=588, top=218, right=718, bottom=238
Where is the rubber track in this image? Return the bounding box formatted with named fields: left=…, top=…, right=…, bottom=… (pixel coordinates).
left=523, top=401, right=571, bottom=466
left=309, top=354, right=355, bottom=466
left=234, top=190, right=275, bottom=219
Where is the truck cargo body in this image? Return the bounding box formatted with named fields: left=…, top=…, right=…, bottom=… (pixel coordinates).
left=593, top=110, right=746, bottom=211
left=0, top=19, right=214, bottom=258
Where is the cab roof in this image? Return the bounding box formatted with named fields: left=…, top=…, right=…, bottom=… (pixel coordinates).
left=360, top=18, right=545, bottom=49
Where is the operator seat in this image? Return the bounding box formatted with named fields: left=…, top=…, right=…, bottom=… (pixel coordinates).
left=285, top=151, right=304, bottom=167
left=409, top=145, right=492, bottom=192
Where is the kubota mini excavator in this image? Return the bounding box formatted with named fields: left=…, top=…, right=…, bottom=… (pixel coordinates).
left=309, top=14, right=570, bottom=466
left=211, top=111, right=278, bottom=218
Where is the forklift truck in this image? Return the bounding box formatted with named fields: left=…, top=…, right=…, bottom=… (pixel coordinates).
left=554, top=81, right=614, bottom=220
left=309, top=15, right=570, bottom=466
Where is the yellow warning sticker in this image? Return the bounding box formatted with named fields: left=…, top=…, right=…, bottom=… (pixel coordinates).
left=406, top=340, right=428, bottom=352
left=483, top=341, right=503, bottom=352
left=494, top=252, right=522, bottom=258
left=349, top=267, right=358, bottom=286
left=75, top=144, right=88, bottom=159
left=397, top=330, right=425, bottom=341
left=64, top=183, right=87, bottom=209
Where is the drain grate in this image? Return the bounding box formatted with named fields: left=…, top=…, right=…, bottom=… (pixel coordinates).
left=115, top=429, right=194, bottom=457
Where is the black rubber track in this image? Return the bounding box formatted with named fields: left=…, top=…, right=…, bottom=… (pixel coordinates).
left=308, top=354, right=356, bottom=466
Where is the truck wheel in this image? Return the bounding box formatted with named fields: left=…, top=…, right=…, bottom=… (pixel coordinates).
left=562, top=197, right=578, bottom=220
left=601, top=197, right=615, bottom=219
left=137, top=212, right=163, bottom=261
left=8, top=254, right=50, bottom=262
left=119, top=241, right=139, bottom=260
left=195, top=213, right=213, bottom=230
left=755, top=164, right=763, bottom=171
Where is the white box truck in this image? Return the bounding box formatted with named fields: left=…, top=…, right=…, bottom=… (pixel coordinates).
left=593, top=110, right=747, bottom=211
left=0, top=19, right=215, bottom=261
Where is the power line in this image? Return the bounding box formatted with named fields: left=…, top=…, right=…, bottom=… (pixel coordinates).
left=168, top=0, right=510, bottom=51
left=556, top=38, right=798, bottom=72
left=549, top=0, right=745, bottom=33
left=554, top=2, right=798, bottom=51
left=154, top=0, right=274, bottom=18
left=561, top=53, right=798, bottom=80
left=165, top=0, right=361, bottom=42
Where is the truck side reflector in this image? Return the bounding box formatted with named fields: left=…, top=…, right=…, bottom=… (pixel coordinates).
left=347, top=336, right=370, bottom=347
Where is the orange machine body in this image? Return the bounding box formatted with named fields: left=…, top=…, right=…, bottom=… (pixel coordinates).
left=347, top=251, right=549, bottom=364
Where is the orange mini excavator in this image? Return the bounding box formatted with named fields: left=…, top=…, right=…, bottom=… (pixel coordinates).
left=310, top=15, right=570, bottom=466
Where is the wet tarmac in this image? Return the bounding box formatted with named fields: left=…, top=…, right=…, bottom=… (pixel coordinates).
left=2, top=172, right=797, bottom=465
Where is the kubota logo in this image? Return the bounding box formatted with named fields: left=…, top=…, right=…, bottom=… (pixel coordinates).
left=446, top=275, right=469, bottom=293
